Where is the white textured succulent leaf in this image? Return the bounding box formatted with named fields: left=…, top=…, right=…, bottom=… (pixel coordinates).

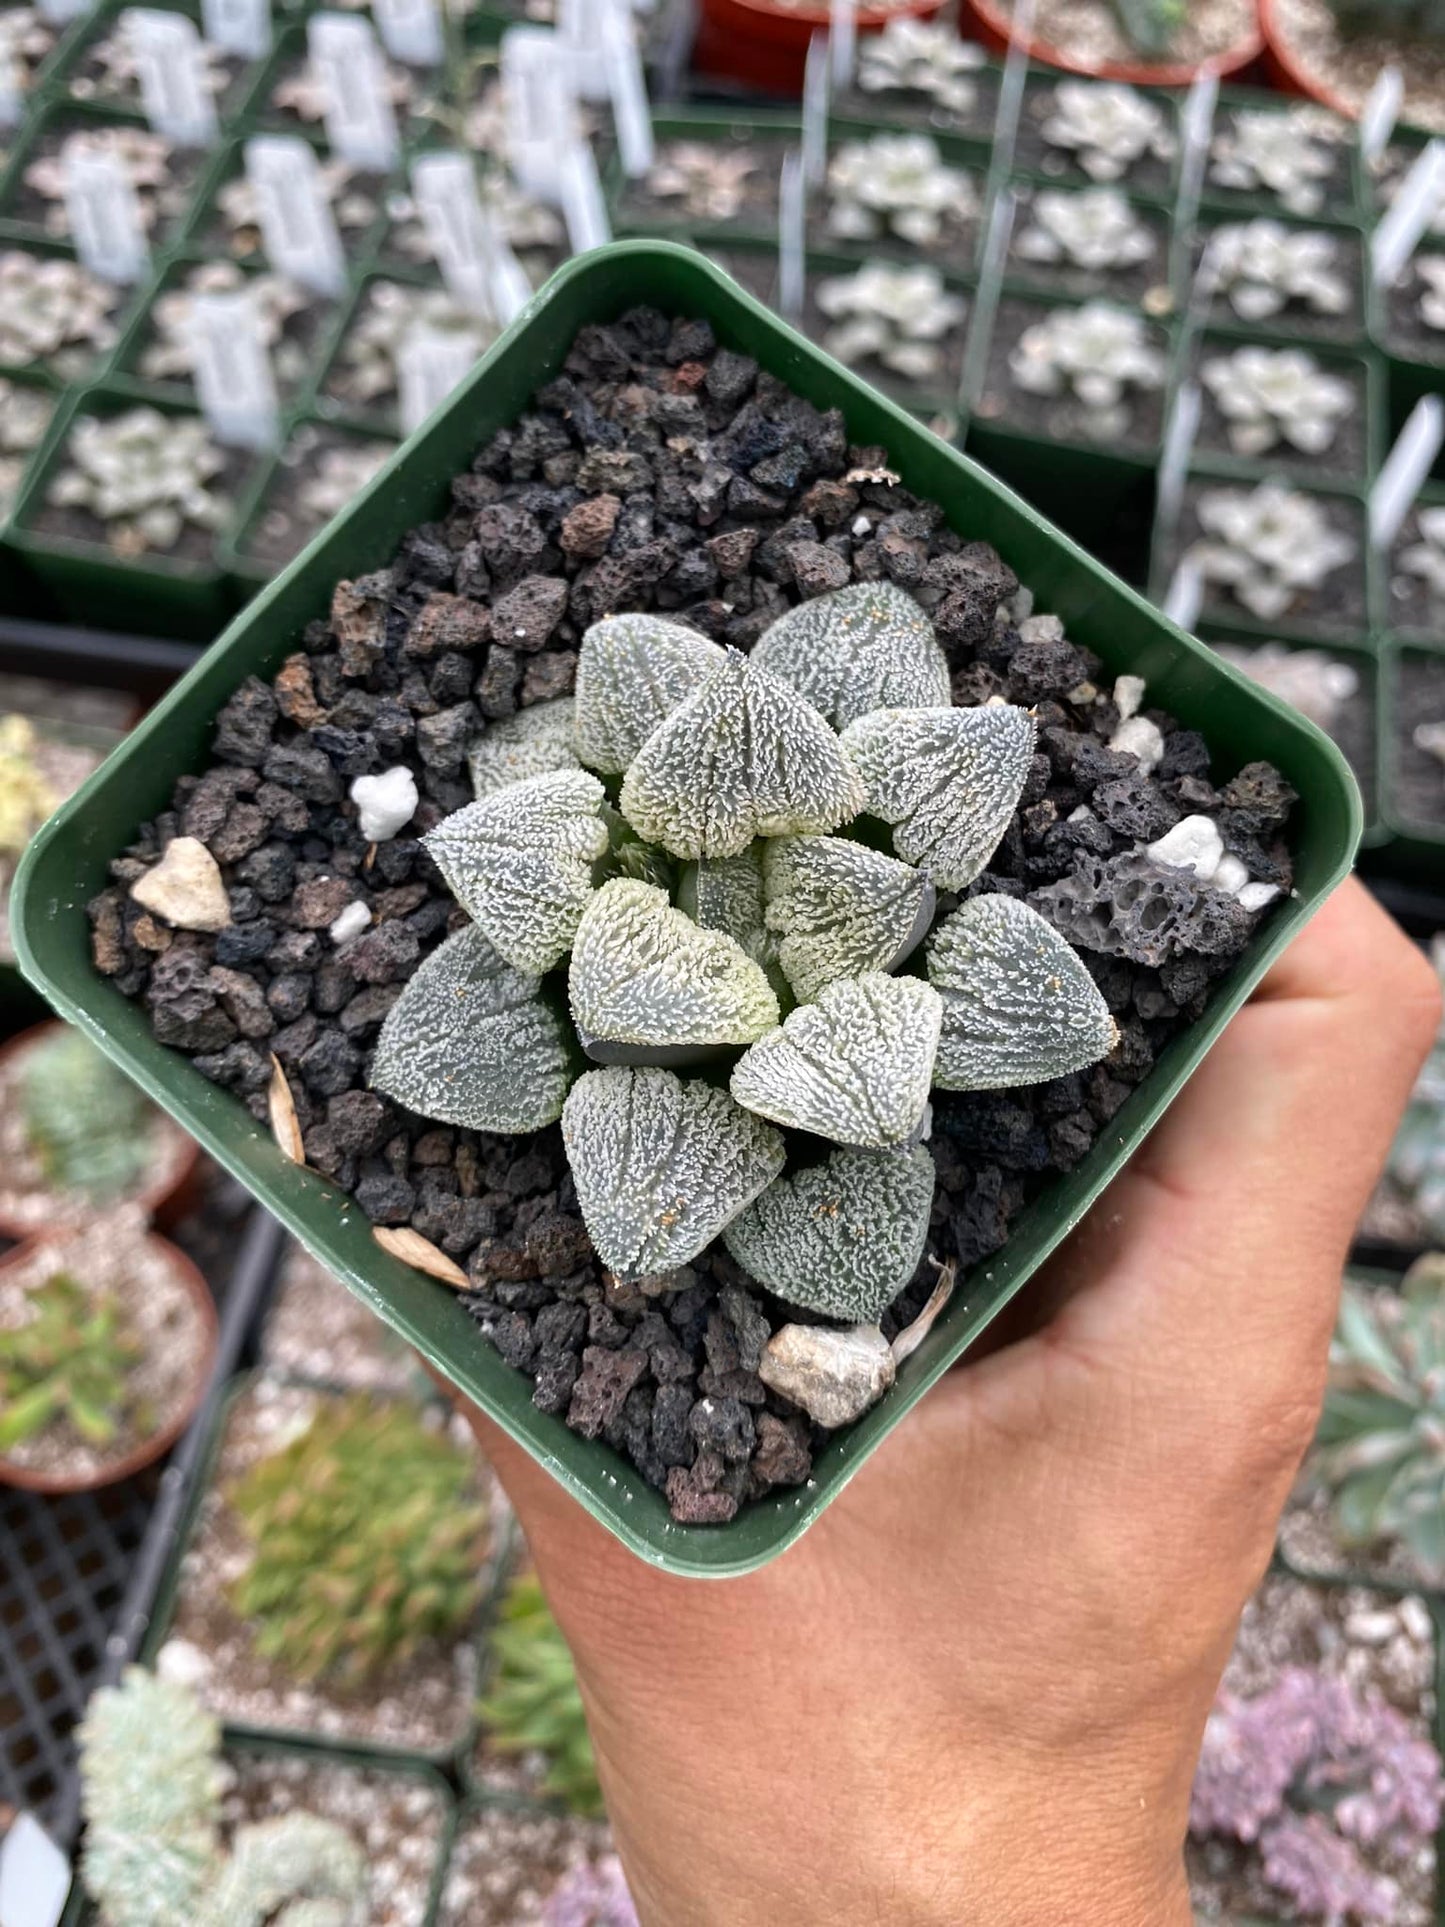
left=927, top=893, right=1117, bottom=1089
left=761, top=834, right=935, bottom=1003
left=840, top=704, right=1035, bottom=889
left=680, top=846, right=768, bottom=954
left=562, top=1067, right=785, bottom=1280
left=723, top=1145, right=935, bottom=1323
left=370, top=922, right=576, bottom=1131
left=574, top=613, right=727, bottom=774
left=568, top=878, right=779, bottom=1062
left=750, top=581, right=951, bottom=729
left=731, top=974, right=942, bottom=1148
left=423, top=768, right=608, bottom=973
left=619, top=650, right=867, bottom=860
left=467, top=698, right=581, bottom=798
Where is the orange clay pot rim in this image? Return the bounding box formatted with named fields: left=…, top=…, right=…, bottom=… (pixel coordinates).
left=707, top=0, right=946, bottom=26
left=0, top=1226, right=218, bottom=1494
left=0, top=1019, right=202, bottom=1243
left=1257, top=0, right=1359, bottom=118
left=966, top=0, right=1264, bottom=87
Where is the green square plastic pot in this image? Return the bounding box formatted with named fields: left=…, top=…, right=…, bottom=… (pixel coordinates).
left=11, top=241, right=1363, bottom=1578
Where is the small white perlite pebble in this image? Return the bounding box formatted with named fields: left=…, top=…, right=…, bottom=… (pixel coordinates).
left=330, top=900, right=373, bottom=945
left=130, top=836, right=232, bottom=931
left=1109, top=714, right=1164, bottom=774
left=1113, top=674, right=1146, bottom=722
left=350, top=766, right=418, bottom=842
left=1145, top=814, right=1225, bottom=881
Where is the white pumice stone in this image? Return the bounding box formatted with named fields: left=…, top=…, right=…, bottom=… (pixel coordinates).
left=423, top=768, right=609, bottom=974
left=130, top=836, right=232, bottom=931
left=757, top=1322, right=897, bottom=1429
left=329, top=901, right=372, bottom=945
left=1212, top=854, right=1251, bottom=896
left=1237, top=881, right=1282, bottom=912
left=1109, top=714, right=1164, bottom=774
left=749, top=580, right=951, bottom=729
left=370, top=922, right=576, bottom=1132
left=562, top=1066, right=784, bottom=1281
left=1145, top=814, right=1224, bottom=881
left=350, top=766, right=419, bottom=842
left=1018, top=613, right=1065, bottom=643
left=1113, top=673, right=1146, bottom=721
left=573, top=613, right=727, bottom=775
left=466, top=698, right=580, bottom=798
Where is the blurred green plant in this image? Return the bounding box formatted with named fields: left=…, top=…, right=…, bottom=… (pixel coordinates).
left=480, top=1568, right=602, bottom=1816
left=0, top=1268, right=147, bottom=1454
left=0, top=714, right=57, bottom=859
left=20, top=1025, right=154, bottom=1203
left=227, top=1393, right=489, bottom=1687
left=1109, top=0, right=1187, bottom=56
left=1327, top=0, right=1445, bottom=36
left=1312, top=1255, right=1445, bottom=1579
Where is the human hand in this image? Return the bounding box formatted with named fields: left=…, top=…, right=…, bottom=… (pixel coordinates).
left=450, top=878, right=1440, bottom=1927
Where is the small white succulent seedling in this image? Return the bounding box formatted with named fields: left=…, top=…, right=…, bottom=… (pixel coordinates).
left=0, top=9, right=55, bottom=96
left=370, top=584, right=1142, bottom=1328
left=1213, top=642, right=1359, bottom=735
left=563, top=1066, right=785, bottom=1284
left=1199, top=345, right=1355, bottom=459
left=0, top=378, right=53, bottom=518
left=141, top=263, right=308, bottom=388
left=24, top=124, right=179, bottom=240
left=927, top=894, right=1117, bottom=1090
left=643, top=142, right=758, bottom=223
left=730, top=973, right=944, bottom=1149
left=855, top=16, right=988, bottom=115
left=468, top=697, right=582, bottom=797
left=47, top=407, right=231, bottom=555
left=815, top=261, right=968, bottom=384
left=0, top=249, right=120, bottom=375
left=1014, top=187, right=1157, bottom=275
left=1186, top=479, right=1357, bottom=622
left=1209, top=106, right=1346, bottom=217
left=1007, top=302, right=1167, bottom=438
left=295, top=439, right=394, bottom=526
left=337, top=282, right=494, bottom=404
left=826, top=133, right=978, bottom=249
left=1415, top=257, right=1445, bottom=333
left=1038, top=80, right=1176, bottom=184
left=760, top=834, right=936, bottom=1004
left=1207, top=220, right=1350, bottom=323
left=1399, top=505, right=1445, bottom=602
left=722, top=1143, right=937, bottom=1323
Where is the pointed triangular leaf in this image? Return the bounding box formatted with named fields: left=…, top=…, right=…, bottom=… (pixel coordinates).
left=731, top=974, right=942, bottom=1149
left=723, top=1145, right=936, bottom=1323
left=370, top=923, right=577, bottom=1131
left=840, top=704, right=1035, bottom=889
left=568, top=879, right=779, bottom=1063
left=562, top=1067, right=785, bottom=1281
left=424, top=769, right=609, bottom=973
left=752, top=582, right=951, bottom=728
left=574, top=613, right=728, bottom=775
left=762, top=834, right=936, bottom=1004
left=468, top=698, right=581, bottom=798
left=927, top=894, right=1117, bottom=1090
left=619, top=651, right=866, bottom=860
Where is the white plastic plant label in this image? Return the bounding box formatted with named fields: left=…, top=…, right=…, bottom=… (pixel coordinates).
left=0, top=54, right=22, bottom=130
left=373, top=0, right=442, bottom=68
left=1359, top=65, right=1403, bottom=166
left=243, top=135, right=346, bottom=297
left=501, top=25, right=578, bottom=203
left=1373, top=139, right=1445, bottom=287
left=1156, top=379, right=1200, bottom=539
left=1161, top=557, right=1204, bottom=632
left=828, top=0, right=855, bottom=92
left=125, top=8, right=220, bottom=148
left=559, top=139, right=610, bottom=252
left=1370, top=394, right=1445, bottom=546
left=36, top=0, right=87, bottom=23
left=0, top=1814, right=69, bottom=1927
left=801, top=31, right=828, bottom=188
left=62, top=139, right=149, bottom=284
left=202, top=0, right=272, bottom=62
left=556, top=0, right=611, bottom=103
left=601, top=0, right=654, bottom=178
left=307, top=12, right=399, bottom=171
left=189, top=289, right=281, bottom=450
left=778, top=147, right=804, bottom=322
left=410, top=150, right=494, bottom=317
left=397, top=323, right=480, bottom=434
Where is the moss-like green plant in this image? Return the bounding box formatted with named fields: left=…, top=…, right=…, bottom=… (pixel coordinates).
left=370, top=584, right=1124, bottom=1324
left=0, top=713, right=57, bottom=858
left=0, top=1268, right=147, bottom=1454
left=20, top=1026, right=154, bottom=1202
left=227, top=1394, right=489, bottom=1688
left=78, top=1666, right=366, bottom=1927
left=479, top=1569, right=602, bottom=1816
left=1311, top=1257, right=1445, bottom=1579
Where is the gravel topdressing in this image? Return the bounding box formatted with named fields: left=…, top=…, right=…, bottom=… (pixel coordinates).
left=88, top=305, right=1297, bottom=1524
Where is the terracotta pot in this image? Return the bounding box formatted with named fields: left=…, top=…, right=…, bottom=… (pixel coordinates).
left=956, top=0, right=1263, bottom=86
left=0, top=1228, right=218, bottom=1493
left=694, top=0, right=948, bottom=94
left=0, top=1020, right=202, bottom=1242
left=1257, top=0, right=1357, bottom=114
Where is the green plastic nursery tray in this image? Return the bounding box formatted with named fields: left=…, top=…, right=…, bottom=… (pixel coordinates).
left=12, top=241, right=1363, bottom=1578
